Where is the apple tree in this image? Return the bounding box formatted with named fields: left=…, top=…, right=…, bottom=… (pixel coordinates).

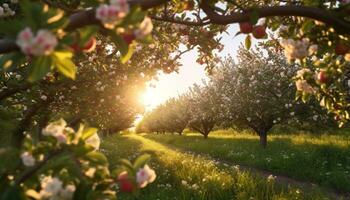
left=187, top=82, right=224, bottom=138
left=211, top=45, right=298, bottom=147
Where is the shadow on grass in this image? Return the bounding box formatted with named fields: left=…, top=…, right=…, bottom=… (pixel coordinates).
left=144, top=134, right=350, bottom=193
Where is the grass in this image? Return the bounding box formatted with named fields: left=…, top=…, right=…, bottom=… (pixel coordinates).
left=101, top=134, right=331, bottom=200
left=144, top=130, right=350, bottom=193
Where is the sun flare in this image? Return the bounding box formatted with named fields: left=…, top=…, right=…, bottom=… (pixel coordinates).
left=141, top=87, right=165, bottom=111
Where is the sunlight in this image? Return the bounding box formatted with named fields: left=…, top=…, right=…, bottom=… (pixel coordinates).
left=141, top=86, right=165, bottom=111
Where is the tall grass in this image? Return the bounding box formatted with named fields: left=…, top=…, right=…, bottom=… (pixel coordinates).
left=101, top=134, right=330, bottom=200
left=144, top=130, right=350, bottom=193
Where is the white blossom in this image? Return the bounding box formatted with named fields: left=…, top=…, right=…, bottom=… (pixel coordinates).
left=86, top=133, right=100, bottom=150
left=296, top=68, right=311, bottom=79
left=295, top=80, right=315, bottom=94
left=267, top=174, right=276, bottom=182
left=308, top=44, right=318, bottom=55
left=39, top=176, right=75, bottom=200
left=59, top=184, right=76, bottom=199
left=134, top=17, right=153, bottom=39
left=21, top=152, right=35, bottom=167
left=345, top=54, right=350, bottom=62
left=280, top=38, right=313, bottom=61
left=136, top=164, right=156, bottom=188
left=39, top=176, right=63, bottom=199
left=42, top=119, right=67, bottom=143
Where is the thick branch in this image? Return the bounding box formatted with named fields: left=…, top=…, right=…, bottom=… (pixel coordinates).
left=150, top=15, right=210, bottom=26
left=15, top=150, right=62, bottom=185
left=0, top=82, right=33, bottom=101
left=200, top=3, right=350, bottom=33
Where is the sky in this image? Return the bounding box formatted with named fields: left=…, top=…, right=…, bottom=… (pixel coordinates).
left=142, top=25, right=246, bottom=111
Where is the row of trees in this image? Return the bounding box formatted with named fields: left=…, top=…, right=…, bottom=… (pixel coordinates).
left=137, top=44, right=333, bottom=147
left=0, top=0, right=349, bottom=198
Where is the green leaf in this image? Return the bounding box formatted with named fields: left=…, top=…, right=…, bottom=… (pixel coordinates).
left=109, top=32, right=129, bottom=55
left=118, top=159, right=135, bottom=174
left=0, top=53, right=24, bottom=71
left=120, top=6, right=146, bottom=26
left=0, top=20, right=24, bottom=36
left=21, top=0, right=45, bottom=30
left=28, top=56, right=52, bottom=82
left=249, top=10, right=259, bottom=25
left=2, top=186, right=24, bottom=199
left=74, top=144, right=95, bottom=157
left=85, top=152, right=108, bottom=165
left=245, top=35, right=252, bottom=50
left=301, top=20, right=315, bottom=34
left=74, top=181, right=90, bottom=200
left=78, top=26, right=98, bottom=46
left=133, top=154, right=151, bottom=169
left=52, top=51, right=76, bottom=79
left=121, top=45, right=134, bottom=64
left=81, top=128, right=98, bottom=140
left=109, top=31, right=134, bottom=63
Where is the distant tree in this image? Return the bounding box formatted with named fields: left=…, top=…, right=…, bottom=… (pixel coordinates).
left=187, top=83, right=224, bottom=138
left=136, top=95, right=190, bottom=135
left=161, top=96, right=191, bottom=135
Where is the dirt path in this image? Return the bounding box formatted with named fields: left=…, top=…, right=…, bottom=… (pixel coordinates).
left=144, top=136, right=350, bottom=200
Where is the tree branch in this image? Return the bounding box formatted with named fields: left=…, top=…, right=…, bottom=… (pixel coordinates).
left=200, top=2, right=350, bottom=33
left=0, top=82, right=33, bottom=101
left=0, top=0, right=171, bottom=54
left=15, top=150, right=62, bottom=185
left=150, top=15, right=210, bottom=26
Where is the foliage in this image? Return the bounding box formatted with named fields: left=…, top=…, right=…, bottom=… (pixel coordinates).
left=0, top=119, right=156, bottom=199
left=136, top=95, right=190, bottom=135
left=0, top=0, right=350, bottom=198
left=186, top=83, right=224, bottom=138
left=210, top=45, right=299, bottom=147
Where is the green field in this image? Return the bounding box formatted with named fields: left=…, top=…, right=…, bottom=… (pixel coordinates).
left=101, top=131, right=350, bottom=200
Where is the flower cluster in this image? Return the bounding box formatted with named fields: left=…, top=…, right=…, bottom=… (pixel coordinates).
left=96, top=0, right=129, bottom=29
left=42, top=119, right=101, bottom=149
left=296, top=80, right=315, bottom=94
left=117, top=164, right=156, bottom=193
left=39, top=176, right=76, bottom=200
left=85, top=132, right=101, bottom=150
left=134, top=17, right=153, bottom=39
left=295, top=68, right=315, bottom=94
left=21, top=151, right=35, bottom=167
left=0, top=2, right=16, bottom=17
left=16, top=28, right=58, bottom=56
left=42, top=119, right=69, bottom=144
left=280, top=38, right=317, bottom=61
left=136, top=164, right=157, bottom=188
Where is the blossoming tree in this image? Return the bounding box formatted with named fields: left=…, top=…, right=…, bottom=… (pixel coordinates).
left=136, top=95, right=190, bottom=134
left=211, top=46, right=298, bottom=147
left=0, top=0, right=350, bottom=198
left=187, top=83, right=224, bottom=138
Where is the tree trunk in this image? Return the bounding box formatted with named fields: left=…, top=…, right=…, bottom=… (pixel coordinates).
left=203, top=132, right=209, bottom=139
left=259, top=132, right=267, bottom=148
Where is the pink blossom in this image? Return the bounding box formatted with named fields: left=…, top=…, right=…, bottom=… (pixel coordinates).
left=134, top=17, right=153, bottom=39
left=96, top=0, right=129, bottom=29
left=136, top=164, right=156, bottom=188
left=16, top=28, right=57, bottom=56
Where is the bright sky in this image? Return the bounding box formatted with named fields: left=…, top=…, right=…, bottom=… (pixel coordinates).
left=142, top=25, right=246, bottom=111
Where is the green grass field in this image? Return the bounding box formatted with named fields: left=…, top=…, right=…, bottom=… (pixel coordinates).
left=100, top=132, right=349, bottom=200
left=144, top=130, right=350, bottom=194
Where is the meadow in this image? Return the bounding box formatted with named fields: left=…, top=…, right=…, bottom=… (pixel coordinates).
left=144, top=130, right=350, bottom=193
left=101, top=131, right=350, bottom=200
